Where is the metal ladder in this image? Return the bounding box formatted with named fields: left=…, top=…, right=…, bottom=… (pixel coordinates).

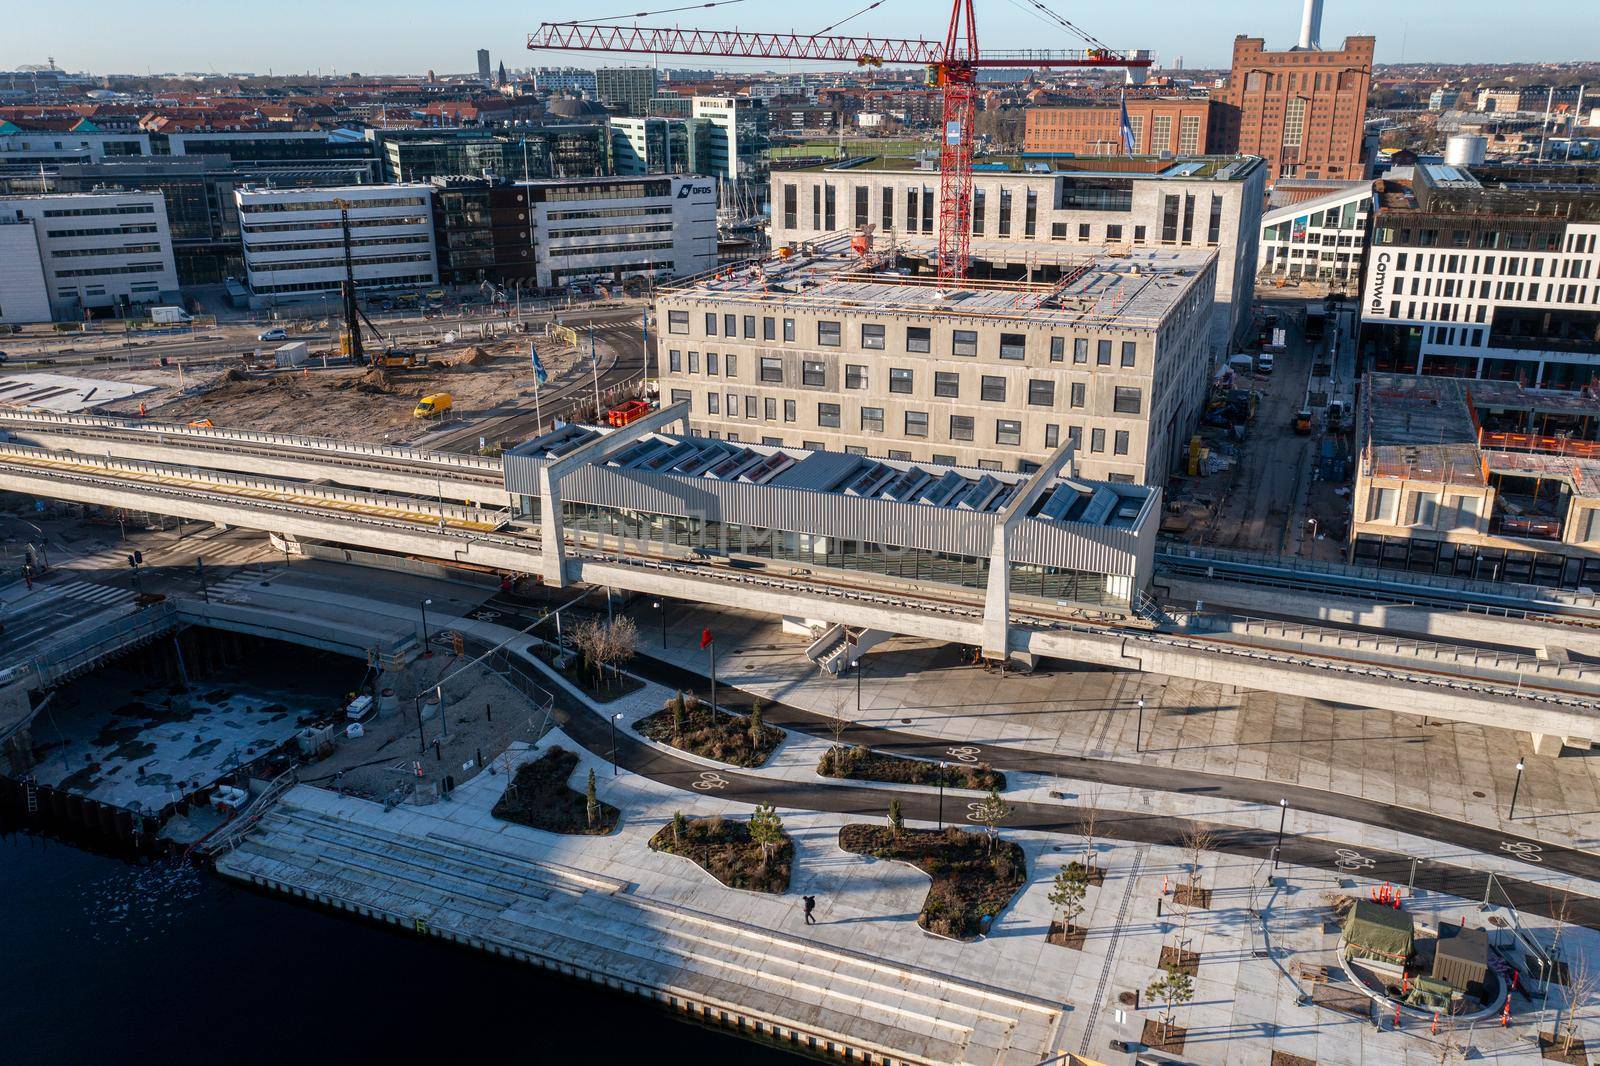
left=23, top=777, right=38, bottom=815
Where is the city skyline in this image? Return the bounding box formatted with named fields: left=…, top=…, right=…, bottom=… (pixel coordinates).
left=4, top=0, right=1599, bottom=76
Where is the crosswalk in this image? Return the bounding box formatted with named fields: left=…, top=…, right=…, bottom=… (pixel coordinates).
left=48, top=580, right=140, bottom=607
left=202, top=570, right=275, bottom=600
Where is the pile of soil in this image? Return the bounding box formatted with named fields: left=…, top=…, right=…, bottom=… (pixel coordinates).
left=455, top=346, right=493, bottom=368
left=333, top=367, right=393, bottom=394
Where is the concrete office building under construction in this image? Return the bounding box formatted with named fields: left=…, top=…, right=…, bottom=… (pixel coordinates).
left=654, top=233, right=1216, bottom=485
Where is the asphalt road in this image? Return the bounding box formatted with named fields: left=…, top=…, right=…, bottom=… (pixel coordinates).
left=465, top=598, right=1600, bottom=928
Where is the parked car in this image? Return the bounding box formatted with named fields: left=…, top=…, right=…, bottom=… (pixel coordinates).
left=1257, top=351, right=1275, bottom=374
left=0, top=351, right=9, bottom=365
left=257, top=327, right=287, bottom=341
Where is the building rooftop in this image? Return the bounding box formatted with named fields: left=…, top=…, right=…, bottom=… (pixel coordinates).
left=1378, top=162, right=1600, bottom=222
left=513, top=425, right=1153, bottom=531
left=661, top=232, right=1213, bottom=331
left=795, top=153, right=1264, bottom=181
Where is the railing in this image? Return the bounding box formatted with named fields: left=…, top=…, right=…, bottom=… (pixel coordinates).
left=1481, top=430, right=1600, bottom=460
left=0, top=409, right=502, bottom=474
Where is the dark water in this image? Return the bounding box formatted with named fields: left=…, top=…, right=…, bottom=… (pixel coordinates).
left=1, top=827, right=804, bottom=1065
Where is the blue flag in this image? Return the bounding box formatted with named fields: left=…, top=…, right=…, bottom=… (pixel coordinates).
left=530, top=343, right=549, bottom=387
left=1119, top=93, right=1136, bottom=154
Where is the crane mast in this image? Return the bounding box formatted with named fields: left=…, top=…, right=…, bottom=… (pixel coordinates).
left=529, top=2, right=1151, bottom=283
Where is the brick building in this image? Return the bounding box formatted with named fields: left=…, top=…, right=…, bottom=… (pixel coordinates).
left=1024, top=98, right=1222, bottom=157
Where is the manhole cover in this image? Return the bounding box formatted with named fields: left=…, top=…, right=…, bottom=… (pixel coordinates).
left=1472, top=790, right=1486, bottom=798
left=900, top=718, right=912, bottom=725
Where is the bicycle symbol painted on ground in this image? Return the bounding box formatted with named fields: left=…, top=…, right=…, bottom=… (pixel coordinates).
left=1500, top=840, right=1543, bottom=863
left=1333, top=848, right=1375, bottom=871
left=692, top=772, right=729, bottom=791
left=946, top=745, right=983, bottom=764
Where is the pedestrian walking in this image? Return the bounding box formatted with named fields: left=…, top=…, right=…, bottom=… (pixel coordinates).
left=802, top=895, right=816, bottom=925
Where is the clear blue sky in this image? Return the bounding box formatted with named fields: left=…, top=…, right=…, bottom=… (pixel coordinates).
left=5, top=0, right=1597, bottom=76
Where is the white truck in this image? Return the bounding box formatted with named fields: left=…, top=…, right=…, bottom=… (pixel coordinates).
left=149, top=306, right=192, bottom=324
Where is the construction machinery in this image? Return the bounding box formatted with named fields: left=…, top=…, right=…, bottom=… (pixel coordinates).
left=529, top=2, right=1150, bottom=283
left=332, top=198, right=407, bottom=367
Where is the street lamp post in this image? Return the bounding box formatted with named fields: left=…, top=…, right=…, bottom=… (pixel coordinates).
left=937, top=761, right=947, bottom=831
left=420, top=597, right=433, bottom=654
left=853, top=654, right=863, bottom=717
left=1135, top=696, right=1145, bottom=753
left=1274, top=798, right=1289, bottom=870
left=610, top=712, right=623, bottom=775
left=654, top=599, right=665, bottom=648
left=1509, top=759, right=1526, bottom=819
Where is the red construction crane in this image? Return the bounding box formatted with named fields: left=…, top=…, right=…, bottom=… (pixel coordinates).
left=529, top=2, right=1151, bottom=283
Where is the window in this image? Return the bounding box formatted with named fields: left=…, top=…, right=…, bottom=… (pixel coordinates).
left=707, top=392, right=720, bottom=414
left=854, top=185, right=869, bottom=228
left=707, top=351, right=719, bottom=376
left=688, top=351, right=700, bottom=374
left=904, top=411, right=929, bottom=437
left=881, top=186, right=894, bottom=232
left=906, top=326, right=931, bottom=353
left=972, top=188, right=985, bottom=235
left=1024, top=188, right=1037, bottom=238
left=760, top=356, right=783, bottom=383
left=845, top=364, right=868, bottom=390
left=1161, top=194, right=1180, bottom=243
left=996, top=419, right=1021, bottom=446
left=1134, top=225, right=1146, bottom=243
left=764, top=397, right=776, bottom=420
left=861, top=323, right=886, bottom=349
left=1106, top=224, right=1123, bottom=242
left=949, top=415, right=974, bottom=441
left=782, top=318, right=796, bottom=342
left=782, top=183, right=797, bottom=229
left=705, top=312, right=718, bottom=335
left=762, top=316, right=776, bottom=341
left=784, top=399, right=796, bottom=422
left=817, top=402, right=841, bottom=428
left=1096, top=340, right=1112, bottom=366
left=1044, top=424, right=1059, bottom=449
left=1078, top=223, right=1091, bottom=240
left=1027, top=380, right=1054, bottom=406
left=667, top=310, right=689, bottom=334
left=980, top=376, right=1007, bottom=402
left=1121, top=341, right=1138, bottom=368
left=934, top=372, right=960, bottom=398
left=824, top=183, right=836, bottom=229
left=1073, top=338, right=1088, bottom=364
left=726, top=354, right=738, bottom=377
left=999, top=333, right=1026, bottom=360
left=1050, top=337, right=1065, bottom=362
left=802, top=361, right=826, bottom=387
left=952, top=330, right=978, bottom=356
left=743, top=315, right=756, bottom=339
left=998, top=188, right=1012, bottom=237
left=932, top=453, right=957, bottom=465
left=670, top=388, right=692, bottom=408
left=723, top=313, right=737, bottom=337
left=669, top=349, right=682, bottom=372
left=860, top=406, right=884, bottom=432
left=817, top=320, right=841, bottom=346
left=1207, top=193, right=1223, bottom=246
left=889, top=368, right=914, bottom=394
left=1114, top=430, right=1129, bottom=455
left=1090, top=428, right=1106, bottom=453
left=1181, top=193, right=1195, bottom=244
left=888, top=449, right=912, bottom=461
left=726, top=391, right=737, bottom=414
left=1113, top=386, right=1142, bottom=414
left=1070, top=382, right=1086, bottom=408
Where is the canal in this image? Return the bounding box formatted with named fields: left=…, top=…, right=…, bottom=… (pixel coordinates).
left=1, top=824, right=805, bottom=1063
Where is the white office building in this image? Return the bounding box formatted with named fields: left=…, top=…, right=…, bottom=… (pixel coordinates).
left=691, top=96, right=770, bottom=186
left=1358, top=163, right=1600, bottom=387
left=532, top=67, right=597, bottom=95
left=234, top=184, right=438, bottom=305
left=0, top=192, right=179, bottom=322
left=772, top=156, right=1267, bottom=355
left=526, top=175, right=716, bottom=290
left=1257, top=179, right=1372, bottom=286
left=0, top=128, right=153, bottom=164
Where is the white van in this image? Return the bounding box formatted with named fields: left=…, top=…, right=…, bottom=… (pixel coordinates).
left=1257, top=351, right=1275, bottom=374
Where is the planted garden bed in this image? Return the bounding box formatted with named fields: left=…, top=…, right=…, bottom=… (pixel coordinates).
left=1047, top=921, right=1087, bottom=950
left=530, top=643, right=643, bottom=704
left=636, top=693, right=784, bottom=768
left=491, top=747, right=618, bottom=835
left=1173, top=883, right=1212, bottom=909
left=1159, top=945, right=1201, bottom=977
left=839, top=824, right=1025, bottom=940
left=818, top=745, right=1005, bottom=791
left=649, top=813, right=792, bottom=894
left=1141, top=1019, right=1187, bottom=1056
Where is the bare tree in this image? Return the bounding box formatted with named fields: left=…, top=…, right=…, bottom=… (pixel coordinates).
left=1079, top=785, right=1103, bottom=870
left=570, top=618, right=606, bottom=687
left=1181, top=824, right=1218, bottom=895
left=973, top=787, right=1013, bottom=856
left=599, top=615, right=638, bottom=683
left=1561, top=953, right=1600, bottom=1056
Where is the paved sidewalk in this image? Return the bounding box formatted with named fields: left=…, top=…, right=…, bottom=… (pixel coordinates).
left=631, top=601, right=1600, bottom=853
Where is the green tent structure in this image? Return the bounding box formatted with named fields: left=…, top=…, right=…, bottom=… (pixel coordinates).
left=1342, top=900, right=1415, bottom=965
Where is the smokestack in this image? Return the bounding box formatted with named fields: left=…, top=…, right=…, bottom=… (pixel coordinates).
left=1297, top=0, right=1323, bottom=49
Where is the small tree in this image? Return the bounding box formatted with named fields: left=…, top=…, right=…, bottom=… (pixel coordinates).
left=748, top=803, right=785, bottom=868
left=1048, top=862, right=1090, bottom=931
left=747, top=701, right=764, bottom=745
left=888, top=798, right=904, bottom=839
left=672, top=810, right=687, bottom=844
left=600, top=615, right=638, bottom=683
left=571, top=618, right=605, bottom=687
left=973, top=787, right=1012, bottom=855
left=1562, top=954, right=1600, bottom=1055
left=1182, top=824, right=1218, bottom=893
left=1079, top=786, right=1103, bottom=869
left=1146, top=970, right=1194, bottom=1042
left=585, top=768, right=599, bottom=829
left=671, top=693, right=686, bottom=739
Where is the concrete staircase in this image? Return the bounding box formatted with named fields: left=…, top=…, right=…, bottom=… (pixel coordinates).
left=805, top=624, right=895, bottom=676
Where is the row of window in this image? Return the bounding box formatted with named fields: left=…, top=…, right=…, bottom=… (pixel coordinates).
left=544, top=221, right=673, bottom=240
left=238, top=196, right=429, bottom=214
left=664, top=311, right=1141, bottom=366
left=243, top=234, right=430, bottom=254
left=545, top=205, right=672, bottom=221
left=548, top=239, right=676, bottom=259
left=669, top=388, right=1135, bottom=454
left=50, top=243, right=163, bottom=259
left=44, top=224, right=159, bottom=239
left=250, top=272, right=436, bottom=295
left=243, top=252, right=433, bottom=273
left=241, top=215, right=430, bottom=234
left=51, top=262, right=168, bottom=279
left=39, top=203, right=157, bottom=218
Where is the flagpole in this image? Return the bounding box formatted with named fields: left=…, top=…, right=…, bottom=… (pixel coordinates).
left=590, top=327, right=602, bottom=423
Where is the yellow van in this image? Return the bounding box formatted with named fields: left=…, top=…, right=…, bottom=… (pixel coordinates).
left=414, top=393, right=453, bottom=418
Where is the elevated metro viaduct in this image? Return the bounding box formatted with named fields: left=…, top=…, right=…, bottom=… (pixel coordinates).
left=2, top=406, right=1598, bottom=753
